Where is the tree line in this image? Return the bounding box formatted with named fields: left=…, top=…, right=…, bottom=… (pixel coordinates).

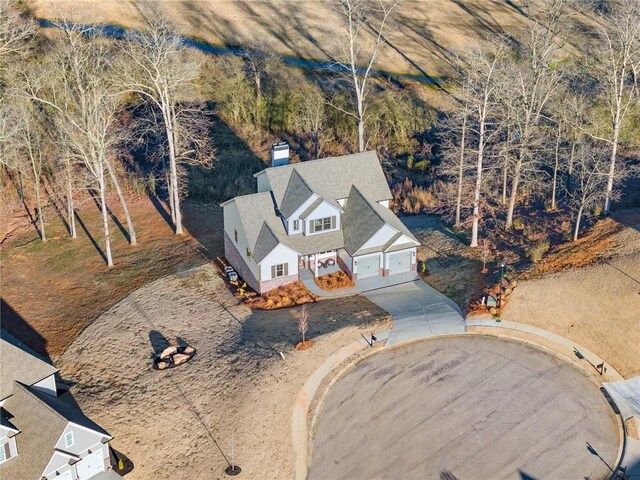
left=438, top=0, right=640, bottom=245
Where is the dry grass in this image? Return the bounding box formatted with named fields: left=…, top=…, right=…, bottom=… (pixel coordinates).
left=26, top=0, right=578, bottom=78
left=251, top=282, right=318, bottom=310
left=314, top=271, right=355, bottom=291
left=0, top=195, right=214, bottom=360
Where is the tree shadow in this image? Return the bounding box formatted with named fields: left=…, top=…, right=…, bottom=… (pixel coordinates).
left=440, top=470, right=459, bottom=480
left=518, top=471, right=537, bottom=480
left=74, top=211, right=109, bottom=265
left=147, top=192, right=175, bottom=232
left=88, top=189, right=131, bottom=243
left=0, top=299, right=52, bottom=362
left=42, top=180, right=70, bottom=234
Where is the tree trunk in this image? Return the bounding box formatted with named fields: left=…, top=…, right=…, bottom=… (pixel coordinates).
left=506, top=158, right=522, bottom=229
left=455, top=113, right=467, bottom=227
left=470, top=116, right=485, bottom=248
left=66, top=170, right=77, bottom=239
left=356, top=85, right=365, bottom=153
left=567, top=140, right=576, bottom=195
left=106, top=160, right=137, bottom=245
left=604, top=119, right=620, bottom=214
left=163, top=104, right=183, bottom=234
left=573, top=204, right=583, bottom=241
left=551, top=133, right=560, bottom=211
left=34, top=178, right=46, bottom=241
left=313, top=131, right=320, bottom=160
left=502, top=157, right=508, bottom=206
left=166, top=167, right=175, bottom=224
left=98, top=166, right=114, bottom=266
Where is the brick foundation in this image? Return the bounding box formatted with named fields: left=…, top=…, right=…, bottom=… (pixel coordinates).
left=224, top=232, right=260, bottom=293
left=260, top=274, right=300, bottom=293
left=382, top=268, right=389, bottom=277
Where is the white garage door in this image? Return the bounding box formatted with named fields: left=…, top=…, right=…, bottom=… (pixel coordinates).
left=388, top=251, right=412, bottom=275
left=57, top=470, right=73, bottom=480
left=357, top=255, right=380, bottom=278
left=76, top=449, right=105, bottom=479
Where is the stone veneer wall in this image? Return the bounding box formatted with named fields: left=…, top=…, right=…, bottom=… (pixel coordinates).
left=224, top=232, right=260, bottom=293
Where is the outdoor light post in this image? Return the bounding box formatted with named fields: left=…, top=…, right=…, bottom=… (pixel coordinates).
left=500, top=258, right=506, bottom=285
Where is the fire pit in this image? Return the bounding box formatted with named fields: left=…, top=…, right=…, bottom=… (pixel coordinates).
left=153, top=345, right=196, bottom=370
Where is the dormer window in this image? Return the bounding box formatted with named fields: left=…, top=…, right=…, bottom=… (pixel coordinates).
left=64, top=432, right=74, bottom=448
left=293, top=220, right=300, bottom=231
left=311, top=216, right=335, bottom=233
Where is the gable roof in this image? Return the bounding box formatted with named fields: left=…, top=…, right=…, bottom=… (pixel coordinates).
left=342, top=186, right=419, bottom=256
left=252, top=223, right=280, bottom=262
left=0, top=383, right=111, bottom=480
left=279, top=170, right=314, bottom=218
left=256, top=151, right=392, bottom=207
left=1, top=329, right=58, bottom=401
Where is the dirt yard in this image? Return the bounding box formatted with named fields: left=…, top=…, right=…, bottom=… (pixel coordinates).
left=57, top=264, right=390, bottom=480
left=0, top=196, right=219, bottom=359
left=500, top=210, right=640, bottom=378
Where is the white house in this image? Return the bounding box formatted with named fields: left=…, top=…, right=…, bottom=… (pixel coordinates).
left=0, top=330, right=121, bottom=480
left=222, top=148, right=419, bottom=293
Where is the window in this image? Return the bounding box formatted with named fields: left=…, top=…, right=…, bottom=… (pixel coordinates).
left=293, top=220, right=300, bottom=231
left=64, top=431, right=74, bottom=448
left=271, top=263, right=288, bottom=278
left=0, top=441, right=11, bottom=463
left=311, top=216, right=335, bottom=233
left=234, top=229, right=238, bottom=242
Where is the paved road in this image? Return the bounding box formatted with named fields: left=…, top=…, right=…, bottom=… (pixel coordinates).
left=308, top=336, right=620, bottom=480
left=364, top=279, right=465, bottom=345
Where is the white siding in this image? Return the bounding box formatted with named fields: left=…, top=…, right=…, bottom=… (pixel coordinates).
left=31, top=374, right=57, bottom=397
left=287, top=194, right=319, bottom=234
left=388, top=234, right=419, bottom=249
left=359, top=224, right=398, bottom=250
left=305, top=201, right=342, bottom=235
left=378, top=200, right=390, bottom=208
left=256, top=172, right=271, bottom=193
left=259, top=244, right=299, bottom=281
left=223, top=202, right=260, bottom=280
left=45, top=425, right=110, bottom=480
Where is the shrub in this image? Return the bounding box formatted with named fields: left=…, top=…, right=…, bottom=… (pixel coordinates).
left=413, top=159, right=430, bottom=171
left=407, top=155, right=414, bottom=169
left=512, top=218, right=525, bottom=230
left=526, top=239, right=550, bottom=263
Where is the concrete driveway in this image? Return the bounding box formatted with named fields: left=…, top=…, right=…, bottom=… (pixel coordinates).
left=308, top=336, right=620, bottom=480
left=364, top=278, right=465, bottom=345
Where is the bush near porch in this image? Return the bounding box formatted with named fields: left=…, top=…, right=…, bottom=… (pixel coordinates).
left=251, top=282, right=318, bottom=310
left=314, top=271, right=355, bottom=291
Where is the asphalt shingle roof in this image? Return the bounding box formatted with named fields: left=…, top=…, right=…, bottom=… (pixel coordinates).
left=1, top=329, right=58, bottom=401
left=0, top=383, right=111, bottom=480
left=252, top=223, right=280, bottom=262
left=279, top=170, right=314, bottom=218
left=256, top=151, right=392, bottom=206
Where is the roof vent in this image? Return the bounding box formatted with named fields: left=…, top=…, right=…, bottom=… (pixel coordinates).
left=271, top=142, right=290, bottom=167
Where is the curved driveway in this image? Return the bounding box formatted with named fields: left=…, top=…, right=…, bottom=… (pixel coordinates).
left=308, top=336, right=619, bottom=480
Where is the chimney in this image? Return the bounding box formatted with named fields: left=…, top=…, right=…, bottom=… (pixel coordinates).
left=270, top=142, right=290, bottom=167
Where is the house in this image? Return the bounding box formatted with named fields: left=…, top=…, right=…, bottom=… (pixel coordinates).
left=222, top=147, right=420, bottom=293
left=0, top=330, right=121, bottom=480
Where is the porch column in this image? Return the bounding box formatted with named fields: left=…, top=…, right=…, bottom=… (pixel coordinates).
left=314, top=253, right=318, bottom=277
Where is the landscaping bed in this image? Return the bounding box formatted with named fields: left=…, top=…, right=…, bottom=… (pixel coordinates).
left=250, top=282, right=318, bottom=310
left=313, top=271, right=355, bottom=291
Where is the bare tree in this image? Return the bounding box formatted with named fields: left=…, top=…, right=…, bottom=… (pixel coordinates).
left=120, top=14, right=211, bottom=235
left=14, top=101, right=50, bottom=241
left=296, top=85, right=326, bottom=159
left=297, top=304, right=309, bottom=344
left=0, top=0, right=36, bottom=80
left=566, top=142, right=609, bottom=241
left=501, top=0, right=565, bottom=229
left=23, top=26, right=130, bottom=266
left=590, top=1, right=640, bottom=214
left=331, top=0, right=400, bottom=152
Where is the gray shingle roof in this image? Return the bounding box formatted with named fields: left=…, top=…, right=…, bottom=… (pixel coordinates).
left=1, top=329, right=58, bottom=401
left=256, top=151, right=392, bottom=206
left=0, top=383, right=112, bottom=480
left=279, top=170, right=313, bottom=218
left=343, top=186, right=419, bottom=256
left=252, top=223, right=280, bottom=263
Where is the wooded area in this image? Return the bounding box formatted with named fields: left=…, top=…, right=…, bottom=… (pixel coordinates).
left=1, top=0, right=639, bottom=267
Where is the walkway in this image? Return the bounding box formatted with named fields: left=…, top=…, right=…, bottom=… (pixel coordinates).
left=364, top=277, right=465, bottom=345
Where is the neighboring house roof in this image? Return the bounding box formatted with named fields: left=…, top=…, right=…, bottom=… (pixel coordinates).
left=0, top=383, right=111, bottom=480
left=342, top=186, right=419, bottom=256
left=0, top=329, right=58, bottom=401
left=279, top=170, right=314, bottom=218
left=256, top=151, right=393, bottom=206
